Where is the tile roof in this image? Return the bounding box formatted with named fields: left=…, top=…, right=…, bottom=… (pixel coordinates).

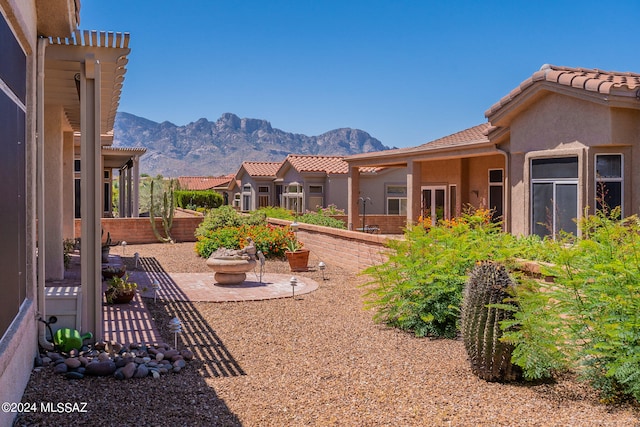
left=285, top=155, right=384, bottom=174
left=345, top=123, right=491, bottom=162
left=287, top=155, right=349, bottom=174
left=414, top=123, right=490, bottom=150
left=177, top=175, right=234, bottom=190
left=242, top=161, right=282, bottom=177
left=486, top=64, right=640, bottom=117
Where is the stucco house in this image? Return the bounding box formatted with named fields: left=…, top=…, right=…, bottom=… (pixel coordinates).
left=275, top=154, right=407, bottom=216
left=346, top=64, right=640, bottom=237
left=1, top=2, right=133, bottom=422
left=229, top=161, right=282, bottom=211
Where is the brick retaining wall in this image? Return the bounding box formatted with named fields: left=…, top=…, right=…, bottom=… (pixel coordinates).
left=74, top=215, right=204, bottom=245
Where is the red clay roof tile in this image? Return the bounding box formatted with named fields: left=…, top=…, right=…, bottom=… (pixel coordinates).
left=177, top=175, right=234, bottom=190
left=242, top=161, right=281, bottom=177
left=486, top=64, right=640, bottom=118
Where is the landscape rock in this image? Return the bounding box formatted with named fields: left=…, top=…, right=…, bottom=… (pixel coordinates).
left=134, top=364, right=149, bottom=378
left=53, top=363, right=68, bottom=374
left=121, top=362, right=137, bottom=379
left=85, top=361, right=117, bottom=376
left=64, top=358, right=81, bottom=369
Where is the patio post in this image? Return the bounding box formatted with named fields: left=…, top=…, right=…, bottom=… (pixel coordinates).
left=407, top=160, right=422, bottom=225
left=347, top=165, right=360, bottom=230
left=80, top=54, right=103, bottom=340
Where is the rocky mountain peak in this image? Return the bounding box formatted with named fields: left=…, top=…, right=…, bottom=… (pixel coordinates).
left=113, top=112, right=391, bottom=177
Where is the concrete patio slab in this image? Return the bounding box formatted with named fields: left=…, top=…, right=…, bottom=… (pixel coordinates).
left=129, top=271, right=319, bottom=302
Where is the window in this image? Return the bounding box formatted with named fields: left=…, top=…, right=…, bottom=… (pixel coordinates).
left=422, top=186, right=446, bottom=225
left=531, top=157, right=578, bottom=238
left=233, top=193, right=241, bottom=208
left=449, top=185, right=457, bottom=218
left=595, top=154, right=623, bottom=217
left=386, top=185, right=407, bottom=215
left=283, top=183, right=303, bottom=214
left=258, top=186, right=270, bottom=208
left=488, top=169, right=504, bottom=222
left=308, top=185, right=323, bottom=210
left=0, top=12, right=27, bottom=336
left=242, top=184, right=252, bottom=211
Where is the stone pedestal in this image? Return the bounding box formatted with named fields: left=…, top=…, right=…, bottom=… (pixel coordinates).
left=206, top=256, right=257, bottom=285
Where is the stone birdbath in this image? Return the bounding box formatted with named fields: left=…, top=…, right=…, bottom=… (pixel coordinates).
left=206, top=238, right=257, bottom=285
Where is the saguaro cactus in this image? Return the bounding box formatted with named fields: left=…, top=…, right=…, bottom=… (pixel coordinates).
left=460, top=261, right=521, bottom=382
left=149, top=179, right=175, bottom=243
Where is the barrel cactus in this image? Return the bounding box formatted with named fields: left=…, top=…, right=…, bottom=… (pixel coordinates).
left=460, top=261, right=521, bottom=382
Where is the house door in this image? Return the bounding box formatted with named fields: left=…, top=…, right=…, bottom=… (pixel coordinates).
left=422, top=186, right=446, bottom=225
left=531, top=157, right=579, bottom=238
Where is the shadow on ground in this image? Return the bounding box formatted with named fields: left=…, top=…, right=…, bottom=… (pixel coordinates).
left=130, top=256, right=246, bottom=378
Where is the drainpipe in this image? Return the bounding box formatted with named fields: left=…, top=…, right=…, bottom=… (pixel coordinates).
left=37, top=37, right=54, bottom=350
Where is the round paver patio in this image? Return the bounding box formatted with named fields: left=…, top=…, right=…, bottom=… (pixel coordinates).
left=131, top=271, right=319, bottom=302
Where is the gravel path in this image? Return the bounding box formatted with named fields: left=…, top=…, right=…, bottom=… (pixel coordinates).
left=15, top=243, right=640, bottom=426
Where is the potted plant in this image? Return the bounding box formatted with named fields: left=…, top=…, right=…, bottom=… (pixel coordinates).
left=102, top=230, right=112, bottom=263
left=104, top=274, right=137, bottom=304
left=101, top=264, right=126, bottom=280
left=285, top=234, right=310, bottom=272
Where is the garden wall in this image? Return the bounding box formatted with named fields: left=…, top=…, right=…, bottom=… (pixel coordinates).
left=75, top=214, right=398, bottom=273
left=331, top=215, right=407, bottom=234
left=74, top=215, right=204, bottom=245
left=268, top=218, right=398, bottom=272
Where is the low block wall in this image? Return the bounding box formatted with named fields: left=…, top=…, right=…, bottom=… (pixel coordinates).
left=74, top=215, right=204, bottom=244
left=331, top=215, right=407, bottom=234
left=74, top=214, right=399, bottom=273
left=268, top=218, right=398, bottom=272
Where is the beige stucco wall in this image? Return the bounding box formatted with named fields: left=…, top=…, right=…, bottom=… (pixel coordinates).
left=509, top=93, right=612, bottom=153
left=502, top=92, right=640, bottom=235
left=358, top=167, right=408, bottom=214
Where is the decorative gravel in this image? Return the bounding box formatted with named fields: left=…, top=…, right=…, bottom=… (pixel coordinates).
left=15, top=243, right=640, bottom=426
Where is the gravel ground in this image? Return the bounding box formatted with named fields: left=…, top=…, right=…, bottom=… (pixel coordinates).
left=15, top=242, right=640, bottom=426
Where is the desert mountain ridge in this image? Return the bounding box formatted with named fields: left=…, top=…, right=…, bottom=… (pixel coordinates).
left=112, top=112, right=393, bottom=177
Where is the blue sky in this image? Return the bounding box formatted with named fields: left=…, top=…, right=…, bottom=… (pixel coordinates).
left=81, top=1, right=640, bottom=148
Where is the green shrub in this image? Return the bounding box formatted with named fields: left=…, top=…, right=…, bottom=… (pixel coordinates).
left=195, top=206, right=246, bottom=238
left=175, top=190, right=223, bottom=210
left=502, top=208, right=640, bottom=402
left=362, top=209, right=520, bottom=338
left=296, top=205, right=346, bottom=229
left=297, top=211, right=346, bottom=229
left=195, top=224, right=292, bottom=259
left=258, top=206, right=295, bottom=220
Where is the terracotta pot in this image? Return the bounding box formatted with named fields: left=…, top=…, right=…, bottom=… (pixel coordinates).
left=105, top=289, right=135, bottom=304
left=285, top=249, right=310, bottom=272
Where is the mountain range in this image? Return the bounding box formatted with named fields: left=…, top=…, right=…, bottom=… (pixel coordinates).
left=112, top=112, right=392, bottom=177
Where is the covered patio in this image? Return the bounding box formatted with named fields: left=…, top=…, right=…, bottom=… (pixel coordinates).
left=345, top=123, right=506, bottom=231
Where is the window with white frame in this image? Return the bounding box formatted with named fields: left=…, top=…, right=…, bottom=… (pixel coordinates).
left=308, top=185, right=323, bottom=210
left=595, top=154, right=623, bottom=217
left=488, top=169, right=504, bottom=222
left=283, top=183, right=303, bottom=214
left=531, top=157, right=578, bottom=238
left=242, top=184, right=252, bottom=211
left=386, top=185, right=407, bottom=215
left=233, top=193, right=241, bottom=208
